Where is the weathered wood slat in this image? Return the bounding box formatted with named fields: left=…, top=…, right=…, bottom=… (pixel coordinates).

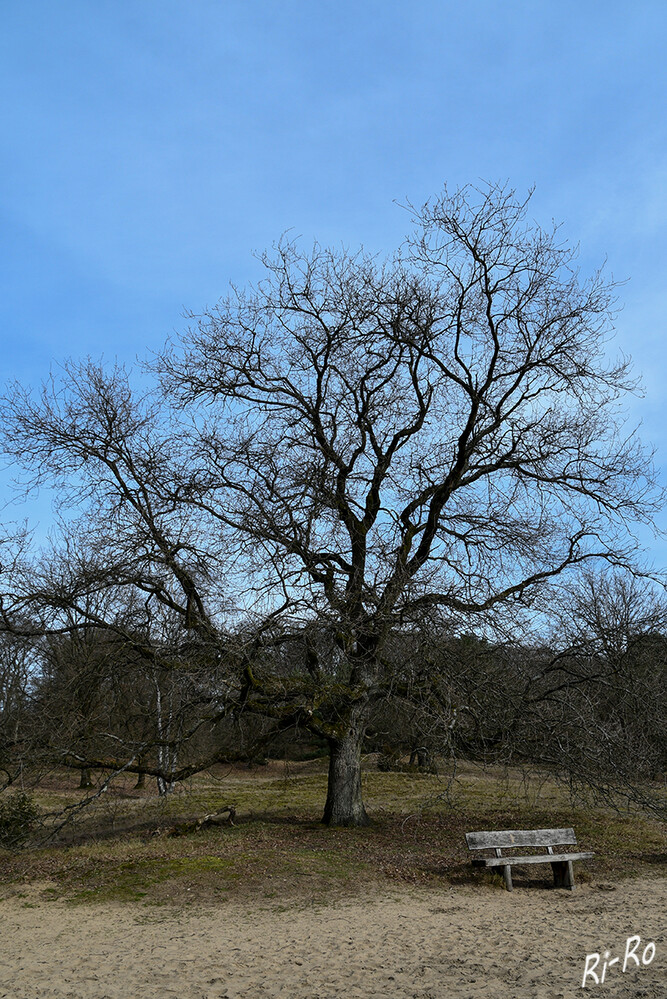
left=465, top=828, right=577, bottom=850
left=472, top=851, right=593, bottom=867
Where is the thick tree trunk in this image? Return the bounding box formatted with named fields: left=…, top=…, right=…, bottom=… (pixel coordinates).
left=133, top=763, right=146, bottom=790
left=322, top=723, right=370, bottom=827
left=410, top=747, right=430, bottom=769
left=156, top=775, right=175, bottom=796
left=79, top=768, right=93, bottom=789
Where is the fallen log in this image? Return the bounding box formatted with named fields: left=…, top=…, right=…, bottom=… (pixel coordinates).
left=149, top=805, right=237, bottom=838
left=195, top=806, right=236, bottom=829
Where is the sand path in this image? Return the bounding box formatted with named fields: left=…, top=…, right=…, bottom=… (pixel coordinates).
left=1, top=877, right=665, bottom=998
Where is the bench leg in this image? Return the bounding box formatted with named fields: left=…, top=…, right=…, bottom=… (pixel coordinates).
left=502, top=864, right=513, bottom=891
left=552, top=860, right=575, bottom=890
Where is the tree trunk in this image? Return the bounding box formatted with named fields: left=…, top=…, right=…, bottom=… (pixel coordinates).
left=322, top=723, right=370, bottom=827
left=133, top=760, right=145, bottom=790
left=410, top=747, right=430, bottom=768
left=79, top=768, right=93, bottom=789
left=156, top=775, right=175, bottom=796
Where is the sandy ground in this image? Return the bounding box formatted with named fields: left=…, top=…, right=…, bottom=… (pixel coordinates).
left=1, top=877, right=665, bottom=999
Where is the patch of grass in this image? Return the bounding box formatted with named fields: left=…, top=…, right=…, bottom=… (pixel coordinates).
left=59, top=853, right=243, bottom=904
left=0, top=762, right=662, bottom=906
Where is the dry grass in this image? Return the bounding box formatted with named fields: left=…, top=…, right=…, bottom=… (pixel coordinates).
left=1, top=757, right=664, bottom=909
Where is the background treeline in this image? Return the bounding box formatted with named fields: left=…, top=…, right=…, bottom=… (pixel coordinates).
left=1, top=572, right=664, bottom=819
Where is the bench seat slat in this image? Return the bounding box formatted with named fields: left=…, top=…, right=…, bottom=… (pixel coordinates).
left=465, top=828, right=577, bottom=850
left=472, top=851, right=594, bottom=867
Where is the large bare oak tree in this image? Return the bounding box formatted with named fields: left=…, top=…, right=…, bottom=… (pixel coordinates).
left=154, top=184, right=658, bottom=824
left=1, top=184, right=659, bottom=825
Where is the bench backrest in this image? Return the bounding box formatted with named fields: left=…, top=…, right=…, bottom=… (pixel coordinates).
left=465, top=828, right=577, bottom=851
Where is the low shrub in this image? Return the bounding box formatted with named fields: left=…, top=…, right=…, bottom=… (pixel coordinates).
left=0, top=791, right=40, bottom=848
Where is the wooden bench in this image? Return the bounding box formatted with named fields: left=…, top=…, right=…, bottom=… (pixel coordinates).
left=465, top=828, right=594, bottom=891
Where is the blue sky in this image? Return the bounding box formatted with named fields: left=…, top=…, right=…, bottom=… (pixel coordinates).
left=1, top=1, right=666, bottom=560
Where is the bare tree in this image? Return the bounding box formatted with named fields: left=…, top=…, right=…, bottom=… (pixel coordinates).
left=0, top=184, right=660, bottom=825
left=148, top=182, right=659, bottom=824
left=533, top=572, right=667, bottom=815
left=0, top=633, right=34, bottom=790
left=0, top=365, right=242, bottom=792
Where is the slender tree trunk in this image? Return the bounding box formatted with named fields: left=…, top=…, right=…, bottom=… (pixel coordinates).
left=154, top=676, right=177, bottom=796
left=322, top=720, right=370, bottom=827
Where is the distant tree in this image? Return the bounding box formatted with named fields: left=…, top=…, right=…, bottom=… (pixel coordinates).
left=0, top=183, right=660, bottom=824
left=538, top=572, right=667, bottom=812
left=433, top=572, right=667, bottom=818
left=0, top=634, right=33, bottom=789
left=38, top=627, right=112, bottom=788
